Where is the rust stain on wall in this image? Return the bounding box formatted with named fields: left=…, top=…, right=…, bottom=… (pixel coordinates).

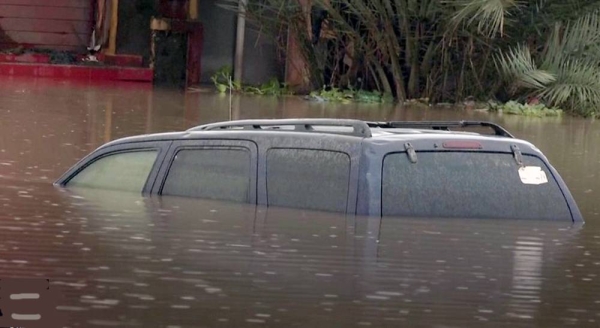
left=0, top=25, right=17, bottom=50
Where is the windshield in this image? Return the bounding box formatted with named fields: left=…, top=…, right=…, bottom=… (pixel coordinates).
left=382, top=151, right=572, bottom=220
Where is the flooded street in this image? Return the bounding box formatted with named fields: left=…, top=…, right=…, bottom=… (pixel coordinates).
left=1, top=77, right=600, bottom=327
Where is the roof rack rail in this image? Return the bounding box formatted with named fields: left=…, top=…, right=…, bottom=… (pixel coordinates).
left=187, top=119, right=372, bottom=138
left=366, top=120, right=514, bottom=138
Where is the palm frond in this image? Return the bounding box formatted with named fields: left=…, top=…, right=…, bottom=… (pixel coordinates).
left=545, top=10, right=600, bottom=63
left=449, top=0, right=522, bottom=36
left=495, top=45, right=556, bottom=90
left=537, top=59, right=600, bottom=111
left=533, top=0, right=600, bottom=25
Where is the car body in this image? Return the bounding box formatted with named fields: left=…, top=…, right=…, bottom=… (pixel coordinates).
left=54, top=119, right=583, bottom=222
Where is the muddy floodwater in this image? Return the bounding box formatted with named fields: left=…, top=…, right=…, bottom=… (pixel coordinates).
left=1, top=77, right=600, bottom=327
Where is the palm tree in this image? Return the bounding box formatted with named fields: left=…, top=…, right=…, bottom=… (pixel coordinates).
left=219, top=0, right=600, bottom=115
left=497, top=8, right=600, bottom=116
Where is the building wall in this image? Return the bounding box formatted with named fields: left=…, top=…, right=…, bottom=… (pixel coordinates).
left=199, top=0, right=281, bottom=85
left=0, top=0, right=281, bottom=86
left=116, top=0, right=158, bottom=63
left=198, top=0, right=235, bottom=83
left=0, top=0, right=92, bottom=51
left=242, top=27, right=283, bottom=85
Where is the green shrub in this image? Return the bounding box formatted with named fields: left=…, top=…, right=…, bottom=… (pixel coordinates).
left=488, top=101, right=563, bottom=117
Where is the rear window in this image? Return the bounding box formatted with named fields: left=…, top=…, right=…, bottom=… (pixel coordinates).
left=162, top=148, right=251, bottom=203
left=382, top=152, right=572, bottom=220
left=266, top=149, right=350, bottom=213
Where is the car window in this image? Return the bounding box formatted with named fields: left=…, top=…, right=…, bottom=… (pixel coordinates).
left=67, top=150, right=158, bottom=192
left=266, top=148, right=350, bottom=213
left=162, top=148, right=251, bottom=203
left=382, top=152, right=572, bottom=220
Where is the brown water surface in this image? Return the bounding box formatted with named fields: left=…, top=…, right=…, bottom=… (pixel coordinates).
left=0, top=77, right=599, bottom=327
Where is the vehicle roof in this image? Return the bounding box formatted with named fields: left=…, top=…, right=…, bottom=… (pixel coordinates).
left=97, top=119, right=539, bottom=152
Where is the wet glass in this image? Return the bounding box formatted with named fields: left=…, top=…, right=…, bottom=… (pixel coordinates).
left=382, top=152, right=572, bottom=220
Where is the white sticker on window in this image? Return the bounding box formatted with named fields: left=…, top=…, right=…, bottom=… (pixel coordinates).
left=518, top=166, right=548, bottom=185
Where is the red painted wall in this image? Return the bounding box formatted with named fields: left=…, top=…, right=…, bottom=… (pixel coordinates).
left=0, top=0, right=92, bottom=51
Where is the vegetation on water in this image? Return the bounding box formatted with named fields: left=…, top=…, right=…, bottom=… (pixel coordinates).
left=211, top=66, right=292, bottom=96
left=307, top=86, right=394, bottom=103
left=219, top=0, right=600, bottom=116
left=487, top=101, right=563, bottom=117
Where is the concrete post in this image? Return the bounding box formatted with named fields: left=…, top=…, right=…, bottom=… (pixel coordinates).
left=234, top=0, right=247, bottom=84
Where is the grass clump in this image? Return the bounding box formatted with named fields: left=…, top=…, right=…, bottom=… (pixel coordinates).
left=211, top=66, right=292, bottom=96
left=488, top=101, right=563, bottom=117
left=307, top=87, right=394, bottom=104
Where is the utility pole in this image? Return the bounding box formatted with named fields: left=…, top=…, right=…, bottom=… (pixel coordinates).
left=233, top=0, right=247, bottom=84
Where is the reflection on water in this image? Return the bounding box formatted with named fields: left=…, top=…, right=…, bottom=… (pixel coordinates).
left=508, top=236, right=543, bottom=320
left=0, top=77, right=600, bottom=326
left=0, top=183, right=594, bottom=327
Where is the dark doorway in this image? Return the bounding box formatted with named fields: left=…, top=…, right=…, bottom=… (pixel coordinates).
left=153, top=31, right=187, bottom=87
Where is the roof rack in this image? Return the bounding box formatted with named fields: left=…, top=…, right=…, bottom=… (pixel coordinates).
left=366, top=120, right=514, bottom=138
left=187, top=119, right=513, bottom=139
left=188, top=119, right=372, bottom=138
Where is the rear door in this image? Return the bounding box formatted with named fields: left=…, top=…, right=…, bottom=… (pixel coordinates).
left=153, top=139, right=258, bottom=204
left=359, top=138, right=577, bottom=221
left=257, top=135, right=362, bottom=214
left=380, top=150, right=572, bottom=220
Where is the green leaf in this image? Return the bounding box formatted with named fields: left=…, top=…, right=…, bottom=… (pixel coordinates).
left=216, top=84, right=228, bottom=93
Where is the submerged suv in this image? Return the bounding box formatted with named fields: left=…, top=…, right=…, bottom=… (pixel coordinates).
left=55, top=119, right=583, bottom=222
